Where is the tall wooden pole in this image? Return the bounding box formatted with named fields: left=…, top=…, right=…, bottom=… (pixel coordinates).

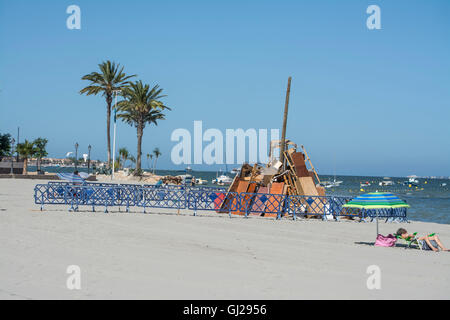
left=279, top=76, right=292, bottom=165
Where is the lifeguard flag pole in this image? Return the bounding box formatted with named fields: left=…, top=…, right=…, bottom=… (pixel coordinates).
left=279, top=76, right=292, bottom=166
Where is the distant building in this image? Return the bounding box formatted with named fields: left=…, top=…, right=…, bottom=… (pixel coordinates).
left=0, top=157, right=24, bottom=174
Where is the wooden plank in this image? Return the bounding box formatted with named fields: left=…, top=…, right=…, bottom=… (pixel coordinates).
left=298, top=177, right=326, bottom=216
left=298, top=177, right=319, bottom=196
left=316, top=186, right=326, bottom=196
left=214, top=192, right=226, bottom=212
left=230, top=180, right=250, bottom=215
left=301, top=145, right=321, bottom=184
left=236, top=182, right=258, bottom=215
left=284, top=152, right=302, bottom=196
left=249, top=186, right=269, bottom=216
left=263, top=182, right=285, bottom=217
left=219, top=175, right=240, bottom=213
left=291, top=152, right=309, bottom=177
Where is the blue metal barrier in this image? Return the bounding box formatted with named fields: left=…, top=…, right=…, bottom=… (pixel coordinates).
left=187, top=190, right=239, bottom=217
left=287, top=195, right=355, bottom=220
left=138, top=186, right=187, bottom=213
left=238, top=192, right=286, bottom=219
left=34, top=183, right=408, bottom=221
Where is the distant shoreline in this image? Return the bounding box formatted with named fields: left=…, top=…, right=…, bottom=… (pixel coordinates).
left=24, top=165, right=450, bottom=180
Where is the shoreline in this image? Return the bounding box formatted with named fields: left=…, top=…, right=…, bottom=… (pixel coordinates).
left=23, top=166, right=450, bottom=180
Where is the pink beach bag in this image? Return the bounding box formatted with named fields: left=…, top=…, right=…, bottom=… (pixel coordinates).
left=375, top=234, right=397, bottom=247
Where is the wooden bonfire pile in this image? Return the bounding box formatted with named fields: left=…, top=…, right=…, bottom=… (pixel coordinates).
left=220, top=77, right=326, bottom=218
left=220, top=143, right=325, bottom=218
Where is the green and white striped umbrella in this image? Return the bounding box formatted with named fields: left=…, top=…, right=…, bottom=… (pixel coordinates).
left=343, top=192, right=410, bottom=209
left=343, top=192, right=410, bottom=236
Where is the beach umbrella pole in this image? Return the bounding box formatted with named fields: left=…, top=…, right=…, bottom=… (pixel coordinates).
left=376, top=210, right=379, bottom=237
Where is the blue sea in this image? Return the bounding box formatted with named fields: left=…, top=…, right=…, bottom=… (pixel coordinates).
left=30, top=166, right=450, bottom=225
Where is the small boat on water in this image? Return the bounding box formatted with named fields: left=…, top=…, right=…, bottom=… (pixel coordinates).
left=231, top=167, right=240, bottom=174
left=379, top=177, right=394, bottom=186
left=403, top=177, right=419, bottom=187
left=194, top=178, right=208, bottom=185
left=212, top=174, right=233, bottom=186
left=360, top=181, right=371, bottom=187
left=320, top=179, right=343, bottom=189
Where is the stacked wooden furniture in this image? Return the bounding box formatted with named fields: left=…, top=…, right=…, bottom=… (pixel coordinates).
left=283, top=150, right=324, bottom=217
left=220, top=144, right=326, bottom=219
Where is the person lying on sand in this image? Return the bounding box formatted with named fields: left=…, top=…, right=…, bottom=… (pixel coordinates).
left=396, top=228, right=449, bottom=252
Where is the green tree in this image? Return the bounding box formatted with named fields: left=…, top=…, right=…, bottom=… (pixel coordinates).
left=118, top=147, right=129, bottom=169
left=80, top=61, right=136, bottom=167
left=147, top=153, right=153, bottom=171
left=128, top=155, right=136, bottom=168
left=0, top=133, right=12, bottom=159
left=113, top=159, right=121, bottom=172
left=67, top=157, right=77, bottom=166
left=152, top=148, right=161, bottom=174
left=116, top=81, right=169, bottom=175
left=33, top=137, right=48, bottom=172
left=16, top=140, right=36, bottom=175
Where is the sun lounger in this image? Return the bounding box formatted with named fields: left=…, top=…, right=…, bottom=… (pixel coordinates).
left=395, top=233, right=422, bottom=249
left=395, top=232, right=435, bottom=250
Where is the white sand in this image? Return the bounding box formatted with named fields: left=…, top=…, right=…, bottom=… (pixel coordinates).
left=0, top=178, right=449, bottom=300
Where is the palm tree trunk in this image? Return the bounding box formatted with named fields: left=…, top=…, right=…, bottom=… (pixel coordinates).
left=106, top=93, right=112, bottom=168
left=136, top=124, right=143, bottom=174
left=23, top=158, right=28, bottom=175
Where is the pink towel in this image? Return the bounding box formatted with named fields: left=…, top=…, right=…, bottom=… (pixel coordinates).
left=374, top=234, right=397, bottom=247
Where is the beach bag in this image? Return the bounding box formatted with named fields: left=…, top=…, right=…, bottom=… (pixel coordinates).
left=375, top=234, right=397, bottom=247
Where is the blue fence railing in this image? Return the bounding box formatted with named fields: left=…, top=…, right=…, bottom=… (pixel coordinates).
left=34, top=183, right=408, bottom=221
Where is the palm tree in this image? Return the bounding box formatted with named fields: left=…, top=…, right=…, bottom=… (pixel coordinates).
left=80, top=61, right=136, bottom=167
left=128, top=155, right=136, bottom=169
left=16, top=140, right=36, bottom=175
left=116, top=81, right=169, bottom=175
left=118, top=147, right=129, bottom=169
left=0, top=133, right=12, bottom=159
left=146, top=153, right=153, bottom=171
left=33, top=137, right=48, bottom=172
left=152, top=148, right=161, bottom=174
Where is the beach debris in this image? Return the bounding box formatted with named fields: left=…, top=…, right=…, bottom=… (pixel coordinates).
left=161, top=175, right=183, bottom=185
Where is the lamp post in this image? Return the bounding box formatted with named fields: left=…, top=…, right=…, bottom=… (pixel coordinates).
left=112, top=89, right=121, bottom=180
left=75, top=142, right=79, bottom=170
left=16, top=127, right=19, bottom=162
left=10, top=138, right=15, bottom=175
left=88, top=145, right=92, bottom=174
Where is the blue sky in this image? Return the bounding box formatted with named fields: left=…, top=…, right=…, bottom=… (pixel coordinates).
left=0, top=0, right=449, bottom=176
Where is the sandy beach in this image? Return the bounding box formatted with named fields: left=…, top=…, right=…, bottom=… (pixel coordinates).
left=0, top=178, right=449, bottom=300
